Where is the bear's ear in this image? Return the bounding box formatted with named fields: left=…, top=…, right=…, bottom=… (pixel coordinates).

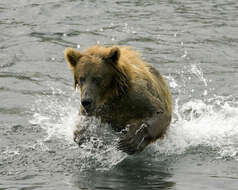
left=65, top=48, right=82, bottom=68
left=105, top=47, right=120, bottom=64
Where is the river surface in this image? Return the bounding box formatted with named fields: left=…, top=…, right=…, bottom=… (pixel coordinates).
left=1, top=0, right=238, bottom=189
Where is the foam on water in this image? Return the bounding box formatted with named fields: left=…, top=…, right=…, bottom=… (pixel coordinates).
left=29, top=64, right=238, bottom=170
left=157, top=64, right=238, bottom=160
left=29, top=87, right=126, bottom=170
left=30, top=88, right=79, bottom=143
left=153, top=96, right=238, bottom=160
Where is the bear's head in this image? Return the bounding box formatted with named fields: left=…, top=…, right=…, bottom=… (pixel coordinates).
left=65, top=46, right=129, bottom=115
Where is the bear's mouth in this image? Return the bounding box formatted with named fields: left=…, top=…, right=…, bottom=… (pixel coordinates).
left=81, top=106, right=95, bottom=116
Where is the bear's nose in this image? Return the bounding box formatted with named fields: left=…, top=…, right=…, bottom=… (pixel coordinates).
left=81, top=99, right=92, bottom=110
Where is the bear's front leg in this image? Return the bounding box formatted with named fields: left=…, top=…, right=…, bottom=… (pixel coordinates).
left=73, top=126, right=90, bottom=146
left=117, top=122, right=151, bottom=155
left=117, top=111, right=170, bottom=155
left=117, top=123, right=152, bottom=155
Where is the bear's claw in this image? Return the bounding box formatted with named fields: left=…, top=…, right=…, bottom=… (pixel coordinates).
left=73, top=128, right=90, bottom=146
left=117, top=123, right=151, bottom=155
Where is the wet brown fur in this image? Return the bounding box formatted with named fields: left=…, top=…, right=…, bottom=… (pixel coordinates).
left=65, top=45, right=172, bottom=153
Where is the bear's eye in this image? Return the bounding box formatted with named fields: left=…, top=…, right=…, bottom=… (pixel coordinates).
left=79, top=76, right=86, bottom=84
left=92, top=76, right=102, bottom=85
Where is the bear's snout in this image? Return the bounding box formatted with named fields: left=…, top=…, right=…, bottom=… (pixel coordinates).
left=81, top=98, right=93, bottom=112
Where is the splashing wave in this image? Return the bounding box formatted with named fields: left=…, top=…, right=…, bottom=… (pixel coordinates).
left=29, top=65, right=238, bottom=170
left=154, top=96, right=238, bottom=160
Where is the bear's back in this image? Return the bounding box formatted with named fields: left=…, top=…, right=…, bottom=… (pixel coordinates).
left=118, top=47, right=172, bottom=114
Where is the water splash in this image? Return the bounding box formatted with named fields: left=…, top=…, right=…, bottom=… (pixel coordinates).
left=29, top=65, right=238, bottom=171
left=157, top=65, right=238, bottom=160
left=152, top=96, right=238, bottom=159
left=30, top=92, right=79, bottom=143
left=190, top=64, right=208, bottom=87
left=29, top=88, right=126, bottom=170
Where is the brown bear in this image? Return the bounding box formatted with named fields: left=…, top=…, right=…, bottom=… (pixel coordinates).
left=65, top=45, right=172, bottom=154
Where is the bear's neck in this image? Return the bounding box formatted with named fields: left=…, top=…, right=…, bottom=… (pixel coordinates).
left=95, top=93, right=130, bottom=127
left=95, top=92, right=153, bottom=129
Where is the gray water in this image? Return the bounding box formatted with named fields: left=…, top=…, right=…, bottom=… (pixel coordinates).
left=1, top=0, right=238, bottom=189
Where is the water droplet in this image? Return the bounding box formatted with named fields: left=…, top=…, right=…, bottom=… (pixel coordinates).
left=77, top=44, right=81, bottom=49
left=190, top=64, right=207, bottom=86
left=181, top=50, right=187, bottom=58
